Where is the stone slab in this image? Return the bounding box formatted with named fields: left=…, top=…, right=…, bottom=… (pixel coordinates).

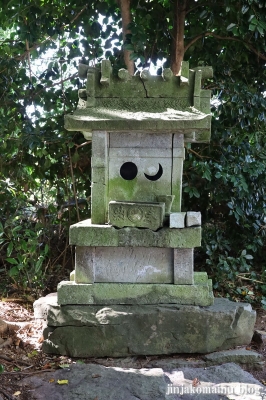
left=108, top=201, right=165, bottom=230
left=34, top=297, right=255, bottom=357
left=93, top=246, right=173, bottom=283
left=174, top=248, right=194, bottom=284
left=109, top=131, right=173, bottom=148
left=64, top=109, right=212, bottom=143
left=56, top=277, right=214, bottom=306
left=69, top=219, right=201, bottom=248
left=21, top=363, right=265, bottom=400
left=74, top=246, right=174, bottom=284
left=203, top=349, right=264, bottom=368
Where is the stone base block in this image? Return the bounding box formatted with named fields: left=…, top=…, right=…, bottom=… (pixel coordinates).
left=57, top=272, right=213, bottom=306
left=34, top=296, right=256, bottom=357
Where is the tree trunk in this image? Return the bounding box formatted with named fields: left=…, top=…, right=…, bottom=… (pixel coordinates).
left=119, top=0, right=135, bottom=75
left=171, top=0, right=187, bottom=75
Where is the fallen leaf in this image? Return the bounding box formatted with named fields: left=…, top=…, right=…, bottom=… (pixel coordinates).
left=27, top=350, right=38, bottom=358
left=57, top=380, right=69, bottom=385
left=49, top=379, right=55, bottom=383
left=38, top=336, right=44, bottom=343
left=192, top=377, right=201, bottom=387
left=14, top=391, right=21, bottom=396
left=92, top=374, right=101, bottom=378
left=42, top=363, right=52, bottom=369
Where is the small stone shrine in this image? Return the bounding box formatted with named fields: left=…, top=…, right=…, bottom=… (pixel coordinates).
left=34, top=60, right=256, bottom=357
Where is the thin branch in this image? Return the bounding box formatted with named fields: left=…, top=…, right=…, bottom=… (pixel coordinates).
left=184, top=31, right=266, bottom=61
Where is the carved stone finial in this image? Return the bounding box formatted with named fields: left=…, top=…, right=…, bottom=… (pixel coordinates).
left=140, top=69, right=150, bottom=81
left=100, top=60, right=112, bottom=87
left=78, top=63, right=89, bottom=79
left=118, top=68, right=131, bottom=81
left=162, top=68, right=173, bottom=81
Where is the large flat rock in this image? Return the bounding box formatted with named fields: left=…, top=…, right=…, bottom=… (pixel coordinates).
left=34, top=296, right=256, bottom=357
left=21, top=362, right=265, bottom=400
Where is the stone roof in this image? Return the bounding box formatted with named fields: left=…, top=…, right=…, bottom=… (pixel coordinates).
left=65, top=60, right=213, bottom=142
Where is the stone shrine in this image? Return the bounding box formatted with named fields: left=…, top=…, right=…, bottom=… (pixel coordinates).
left=34, top=60, right=255, bottom=357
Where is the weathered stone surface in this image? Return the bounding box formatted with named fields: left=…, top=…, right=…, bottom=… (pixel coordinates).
left=75, top=246, right=95, bottom=283
left=171, top=156, right=183, bottom=212
left=65, top=109, right=211, bottom=141
left=69, top=219, right=201, bottom=248
left=21, top=362, right=266, bottom=400
left=108, top=201, right=165, bottom=230
left=109, top=131, right=172, bottom=149
left=203, top=349, right=264, bottom=367
left=170, top=212, right=186, bottom=228
left=65, top=61, right=212, bottom=143
left=186, top=211, right=201, bottom=227
left=108, top=150, right=172, bottom=205
left=37, top=297, right=255, bottom=357
left=91, top=166, right=108, bottom=224
left=156, top=195, right=175, bottom=215
left=174, top=248, right=194, bottom=284
left=165, top=363, right=265, bottom=399
left=57, top=278, right=213, bottom=306
left=93, top=246, right=173, bottom=283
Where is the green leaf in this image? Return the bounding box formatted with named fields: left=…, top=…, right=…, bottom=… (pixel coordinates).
left=6, top=257, right=18, bottom=265
left=0, top=364, right=4, bottom=374
left=227, top=23, right=237, bottom=31
left=7, top=242, right=13, bottom=257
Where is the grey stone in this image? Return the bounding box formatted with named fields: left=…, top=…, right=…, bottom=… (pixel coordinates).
left=156, top=195, right=175, bottom=215
left=165, top=363, right=265, bottom=399
left=108, top=149, right=172, bottom=205
left=37, top=297, right=255, bottom=357
left=174, top=248, right=194, bottom=284
left=171, top=156, right=183, bottom=212
left=56, top=279, right=213, bottom=306
left=20, top=362, right=265, bottom=400
left=91, top=166, right=108, bottom=224
left=75, top=246, right=94, bottom=283
left=186, top=211, right=201, bottom=227
left=170, top=212, right=186, bottom=228
left=109, top=132, right=173, bottom=149
left=108, top=201, right=165, bottom=230
left=69, top=219, right=201, bottom=248
left=92, top=246, right=174, bottom=283
left=203, top=349, right=264, bottom=366
left=33, top=292, right=58, bottom=319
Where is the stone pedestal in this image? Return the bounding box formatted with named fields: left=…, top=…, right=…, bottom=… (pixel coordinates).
left=34, top=295, right=256, bottom=358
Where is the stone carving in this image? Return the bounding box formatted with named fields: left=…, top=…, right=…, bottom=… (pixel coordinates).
left=35, top=59, right=255, bottom=358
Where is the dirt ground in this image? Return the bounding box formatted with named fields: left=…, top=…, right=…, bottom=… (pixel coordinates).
left=0, top=299, right=265, bottom=400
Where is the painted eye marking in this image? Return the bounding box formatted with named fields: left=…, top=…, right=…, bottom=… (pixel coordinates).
left=120, top=162, right=138, bottom=180
left=144, top=163, right=163, bottom=181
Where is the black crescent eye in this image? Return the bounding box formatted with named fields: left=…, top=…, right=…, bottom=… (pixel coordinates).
left=144, top=163, right=163, bottom=181
left=120, top=162, right=138, bottom=180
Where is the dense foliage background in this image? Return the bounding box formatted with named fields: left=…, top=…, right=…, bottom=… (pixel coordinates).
left=0, top=0, right=265, bottom=305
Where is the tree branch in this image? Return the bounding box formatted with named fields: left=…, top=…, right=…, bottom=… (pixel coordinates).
left=184, top=31, right=266, bottom=61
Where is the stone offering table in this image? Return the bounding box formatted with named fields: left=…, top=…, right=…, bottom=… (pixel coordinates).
left=35, top=60, right=255, bottom=357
